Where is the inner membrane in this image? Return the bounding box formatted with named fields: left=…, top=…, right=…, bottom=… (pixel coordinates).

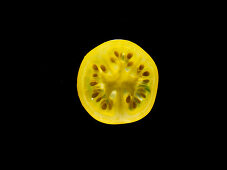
left=89, top=50, right=151, bottom=114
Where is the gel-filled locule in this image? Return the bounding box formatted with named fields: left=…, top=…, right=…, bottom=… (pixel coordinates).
left=77, top=39, right=159, bottom=124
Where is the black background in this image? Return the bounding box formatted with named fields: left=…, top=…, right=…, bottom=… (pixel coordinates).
left=4, top=1, right=219, bottom=167
left=37, top=17, right=172, bottom=129
left=34, top=11, right=190, bottom=134
left=16, top=3, right=203, bottom=163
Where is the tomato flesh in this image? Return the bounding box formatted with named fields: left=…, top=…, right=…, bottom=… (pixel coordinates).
left=77, top=40, right=159, bottom=124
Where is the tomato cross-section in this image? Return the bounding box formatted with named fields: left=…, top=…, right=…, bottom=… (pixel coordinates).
left=77, top=39, right=159, bottom=124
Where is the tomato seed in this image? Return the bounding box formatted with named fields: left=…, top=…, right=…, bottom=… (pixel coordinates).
left=142, top=71, right=150, bottom=76
left=132, top=102, right=137, bottom=109
left=109, top=101, right=113, bottom=110
left=96, top=97, right=102, bottom=102
left=127, top=53, right=133, bottom=59
left=93, top=73, right=98, bottom=77
left=92, top=92, right=99, bottom=98
left=137, top=88, right=145, bottom=93
left=114, top=51, right=119, bottom=57
left=127, top=62, right=133, bottom=67
left=100, top=65, right=106, bottom=72
left=90, top=82, right=97, bottom=86
left=139, top=64, right=144, bottom=70
left=93, top=64, right=98, bottom=71
left=110, top=57, right=116, bottom=63
left=102, top=103, right=107, bottom=110
left=143, top=79, right=149, bottom=83
left=140, top=93, right=146, bottom=98
left=126, top=96, right=131, bottom=103
left=134, top=97, right=141, bottom=103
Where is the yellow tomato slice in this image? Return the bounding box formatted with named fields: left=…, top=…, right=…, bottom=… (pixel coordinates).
left=77, top=39, right=159, bottom=124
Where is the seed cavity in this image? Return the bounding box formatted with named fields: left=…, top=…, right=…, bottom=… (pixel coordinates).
left=139, top=64, right=144, bottom=70
left=127, top=53, right=133, bottom=59
left=126, top=95, right=131, bottom=103
left=100, top=65, right=106, bottom=72
left=102, top=103, right=107, bottom=110
left=93, top=73, right=98, bottom=77
left=96, top=97, right=102, bottom=102
left=92, top=92, right=99, bottom=98
left=114, top=51, right=119, bottom=57
left=142, top=71, right=150, bottom=76
left=90, top=82, right=98, bottom=86
left=93, top=64, right=98, bottom=71
left=143, top=79, right=149, bottom=83
left=127, top=62, right=133, bottom=67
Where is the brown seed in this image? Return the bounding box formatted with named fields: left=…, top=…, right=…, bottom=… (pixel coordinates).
left=110, top=57, right=116, bottom=63
left=127, top=53, right=133, bottom=59
left=93, top=73, right=98, bottom=77
left=90, top=82, right=97, bottom=86
left=139, top=64, right=144, bottom=70
left=93, top=64, right=98, bottom=71
left=127, top=62, right=133, bottom=67
left=140, top=93, right=146, bottom=98
left=109, top=100, right=113, bottom=110
left=96, top=97, right=102, bottom=102
left=137, top=88, right=145, bottom=93
left=134, top=97, right=141, bottom=103
left=126, top=95, right=131, bottom=103
left=100, top=65, right=106, bottom=72
left=114, top=51, right=119, bottom=57
left=92, top=92, right=99, bottom=98
left=143, top=79, right=149, bottom=83
left=102, top=103, right=107, bottom=110
left=142, top=71, right=150, bottom=76
left=132, top=102, right=137, bottom=109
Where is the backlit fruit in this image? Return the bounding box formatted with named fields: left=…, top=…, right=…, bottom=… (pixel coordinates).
left=77, top=39, right=159, bottom=124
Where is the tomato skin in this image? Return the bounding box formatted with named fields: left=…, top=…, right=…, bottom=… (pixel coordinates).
left=77, top=39, right=159, bottom=124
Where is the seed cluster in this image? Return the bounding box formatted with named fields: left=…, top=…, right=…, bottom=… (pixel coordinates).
left=124, top=60, right=151, bottom=109
left=111, top=51, right=135, bottom=68
left=89, top=50, right=152, bottom=111
left=126, top=95, right=141, bottom=109
left=89, top=64, right=114, bottom=110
